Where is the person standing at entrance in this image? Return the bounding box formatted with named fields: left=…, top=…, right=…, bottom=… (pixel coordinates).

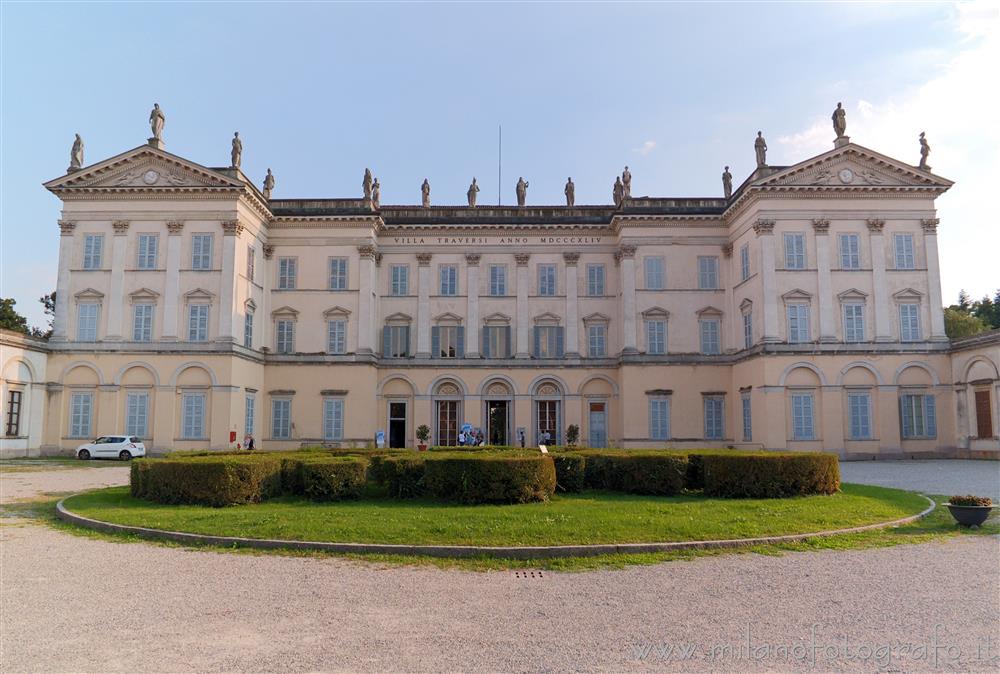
left=244, top=434, right=255, bottom=451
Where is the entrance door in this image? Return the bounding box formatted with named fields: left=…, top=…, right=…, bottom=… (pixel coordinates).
left=437, top=400, right=459, bottom=446
left=589, top=402, right=607, bottom=448
left=536, top=400, right=559, bottom=445
left=388, top=401, right=407, bottom=448
left=487, top=400, right=508, bottom=445
left=975, top=390, right=993, bottom=439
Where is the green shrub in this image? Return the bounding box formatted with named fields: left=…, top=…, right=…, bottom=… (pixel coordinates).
left=422, top=453, right=556, bottom=504
left=129, top=459, right=151, bottom=498
left=370, top=455, right=427, bottom=498
left=552, top=453, right=586, bottom=492
left=702, top=452, right=840, bottom=498
left=141, top=455, right=283, bottom=507
left=580, top=452, right=688, bottom=496
left=949, top=494, right=993, bottom=507
left=299, top=457, right=368, bottom=501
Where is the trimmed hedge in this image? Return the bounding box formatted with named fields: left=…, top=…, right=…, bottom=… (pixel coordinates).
left=136, top=455, right=283, bottom=507
left=299, top=457, right=368, bottom=501
left=369, top=454, right=427, bottom=498
left=422, top=454, right=556, bottom=504
left=579, top=452, right=688, bottom=496
left=702, top=452, right=840, bottom=498
left=552, top=453, right=586, bottom=493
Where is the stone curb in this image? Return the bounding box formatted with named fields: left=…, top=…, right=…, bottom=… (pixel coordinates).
left=56, top=495, right=936, bottom=560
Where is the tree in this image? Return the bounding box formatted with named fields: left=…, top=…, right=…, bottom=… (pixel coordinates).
left=957, top=289, right=971, bottom=312
left=944, top=307, right=988, bottom=338
left=0, top=298, right=30, bottom=334
left=971, top=294, right=1000, bottom=329
left=30, top=291, right=56, bottom=339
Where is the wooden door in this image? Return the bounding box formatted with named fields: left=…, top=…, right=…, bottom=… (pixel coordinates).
left=975, top=390, right=993, bottom=439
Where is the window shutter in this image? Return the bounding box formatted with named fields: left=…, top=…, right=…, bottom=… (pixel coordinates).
left=431, top=327, right=440, bottom=358
left=533, top=326, right=540, bottom=358
left=382, top=326, right=391, bottom=358
left=481, top=327, right=489, bottom=358
left=504, top=326, right=512, bottom=358
left=899, top=397, right=908, bottom=438
left=456, top=326, right=465, bottom=358
left=556, top=326, right=565, bottom=358
left=925, top=395, right=937, bottom=437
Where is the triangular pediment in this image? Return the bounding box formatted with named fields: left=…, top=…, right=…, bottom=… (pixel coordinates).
left=781, top=289, right=813, bottom=301
left=642, top=306, right=670, bottom=318
left=533, top=312, right=562, bottom=325
left=892, top=287, right=924, bottom=300
left=755, top=144, right=953, bottom=190
left=433, top=312, right=463, bottom=325
left=385, top=312, right=412, bottom=324
left=696, top=305, right=723, bottom=317
left=271, top=305, right=300, bottom=318
left=128, top=287, right=160, bottom=303
left=583, top=312, right=610, bottom=324
left=183, top=288, right=215, bottom=302
left=837, top=288, right=869, bottom=302
left=44, top=145, right=244, bottom=191
left=322, top=305, right=351, bottom=318
left=74, top=287, right=105, bottom=301
left=483, top=312, right=511, bottom=325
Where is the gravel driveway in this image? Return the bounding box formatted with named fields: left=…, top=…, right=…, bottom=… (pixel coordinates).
left=1, top=463, right=998, bottom=673
left=839, top=459, right=1000, bottom=500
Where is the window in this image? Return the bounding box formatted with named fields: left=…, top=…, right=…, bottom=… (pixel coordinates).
left=839, top=234, right=860, bottom=269
left=439, top=264, right=458, bottom=295
left=191, top=234, right=212, bottom=270
left=899, top=304, right=921, bottom=342
left=740, top=245, right=750, bottom=282
left=83, top=234, right=103, bottom=269
left=5, top=390, right=22, bottom=436
left=741, top=392, right=752, bottom=441
left=704, top=397, right=724, bottom=440
left=327, top=319, right=346, bottom=354
left=742, top=310, right=753, bottom=349
left=847, top=392, right=872, bottom=440
left=650, top=398, right=670, bottom=440
left=894, top=234, right=915, bottom=269
left=329, top=257, right=348, bottom=290
left=245, top=394, right=255, bottom=437
left=275, top=319, right=295, bottom=354
left=647, top=320, right=666, bottom=355
left=586, top=264, right=605, bottom=296
left=188, top=305, right=209, bottom=342
left=645, top=257, right=665, bottom=290
left=483, top=325, right=510, bottom=358
left=900, top=394, right=937, bottom=438
left=277, top=257, right=297, bottom=289
left=125, top=392, right=149, bottom=438
left=784, top=233, right=806, bottom=269
left=77, top=303, right=99, bottom=341
left=271, top=398, right=291, bottom=439
left=843, top=304, right=865, bottom=342
left=181, top=393, right=206, bottom=439
left=534, top=326, right=564, bottom=358
left=246, top=245, right=255, bottom=281
left=132, top=304, right=154, bottom=342
left=137, top=234, right=158, bottom=270
left=383, top=325, right=410, bottom=358
left=244, top=310, right=254, bottom=349
left=700, top=319, right=721, bottom=355
left=787, top=304, right=810, bottom=343
left=489, top=264, right=506, bottom=296
left=791, top=393, right=815, bottom=440
left=390, top=265, right=409, bottom=296
left=433, top=325, right=463, bottom=358
left=538, top=264, right=556, bottom=296
left=69, top=392, right=93, bottom=438
left=323, top=398, right=344, bottom=441
left=588, top=324, right=606, bottom=357
left=698, top=256, right=718, bottom=289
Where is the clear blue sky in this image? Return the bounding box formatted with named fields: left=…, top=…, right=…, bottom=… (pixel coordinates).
left=2, top=1, right=996, bottom=328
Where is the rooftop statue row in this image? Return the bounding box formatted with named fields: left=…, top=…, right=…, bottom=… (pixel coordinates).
left=62, top=102, right=937, bottom=204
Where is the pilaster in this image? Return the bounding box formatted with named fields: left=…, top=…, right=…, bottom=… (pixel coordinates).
left=514, top=253, right=531, bottom=358
left=357, top=244, right=378, bottom=354
left=867, top=219, right=892, bottom=342
left=217, top=220, right=243, bottom=343
left=465, top=254, right=481, bottom=358
left=753, top=219, right=780, bottom=342
left=105, top=220, right=129, bottom=340
left=563, top=252, right=580, bottom=357
left=618, top=245, right=638, bottom=354
left=416, top=252, right=432, bottom=358
left=813, top=219, right=836, bottom=342
left=52, top=220, right=76, bottom=340
left=162, top=221, right=184, bottom=340
left=922, top=218, right=947, bottom=341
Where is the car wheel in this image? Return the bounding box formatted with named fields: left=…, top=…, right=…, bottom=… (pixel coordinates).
left=78, top=449, right=91, bottom=460
left=119, top=450, right=132, bottom=461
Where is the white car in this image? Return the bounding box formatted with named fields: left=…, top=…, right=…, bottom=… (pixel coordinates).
left=76, top=436, right=146, bottom=461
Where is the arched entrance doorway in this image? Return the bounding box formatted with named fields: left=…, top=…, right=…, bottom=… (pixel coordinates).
left=482, top=379, right=513, bottom=445
left=532, top=379, right=564, bottom=445
left=433, top=380, right=463, bottom=446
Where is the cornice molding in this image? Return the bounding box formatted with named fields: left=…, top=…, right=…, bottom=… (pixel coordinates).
left=921, top=218, right=940, bottom=233
left=221, top=220, right=244, bottom=237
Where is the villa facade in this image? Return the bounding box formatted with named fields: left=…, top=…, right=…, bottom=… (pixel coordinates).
left=2, top=123, right=998, bottom=458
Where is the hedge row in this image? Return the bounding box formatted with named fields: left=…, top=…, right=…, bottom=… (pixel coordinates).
left=131, top=454, right=369, bottom=506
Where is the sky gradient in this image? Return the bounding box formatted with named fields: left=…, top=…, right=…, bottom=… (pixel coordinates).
left=2, top=1, right=997, bottom=328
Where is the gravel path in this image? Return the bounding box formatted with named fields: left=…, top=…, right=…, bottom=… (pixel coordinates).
left=1, top=463, right=998, bottom=673
left=840, top=459, right=1000, bottom=500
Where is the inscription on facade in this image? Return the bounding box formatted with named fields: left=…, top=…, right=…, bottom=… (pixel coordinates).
left=391, top=236, right=604, bottom=246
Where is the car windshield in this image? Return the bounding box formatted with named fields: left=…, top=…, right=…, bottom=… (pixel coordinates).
left=94, top=437, right=108, bottom=443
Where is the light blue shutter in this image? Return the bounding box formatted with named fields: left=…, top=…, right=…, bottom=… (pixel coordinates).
left=556, top=326, right=565, bottom=358
left=456, top=326, right=465, bottom=357
left=382, top=326, right=391, bottom=358
left=925, top=395, right=937, bottom=437
left=533, top=326, right=540, bottom=358
left=481, top=327, right=489, bottom=358
left=431, top=327, right=440, bottom=358
left=503, top=326, right=512, bottom=358
left=402, top=326, right=411, bottom=357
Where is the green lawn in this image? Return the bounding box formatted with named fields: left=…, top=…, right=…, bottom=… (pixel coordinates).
left=0, top=457, right=124, bottom=473
left=64, top=483, right=929, bottom=547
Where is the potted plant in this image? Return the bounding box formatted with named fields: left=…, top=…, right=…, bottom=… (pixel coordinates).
left=416, top=424, right=431, bottom=452
left=945, top=495, right=994, bottom=527
left=566, top=424, right=579, bottom=447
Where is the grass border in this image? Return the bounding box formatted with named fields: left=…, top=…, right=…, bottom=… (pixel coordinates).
left=56, top=492, right=936, bottom=560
